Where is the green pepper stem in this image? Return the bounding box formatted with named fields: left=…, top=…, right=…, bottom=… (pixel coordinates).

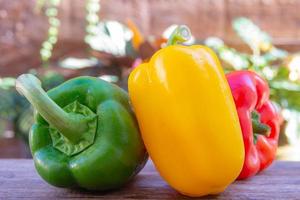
left=251, top=110, right=270, bottom=136
left=167, top=25, right=191, bottom=46
left=16, top=74, right=88, bottom=143
left=252, top=119, right=270, bottom=135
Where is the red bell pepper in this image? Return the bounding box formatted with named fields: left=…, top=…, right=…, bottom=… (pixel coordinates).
left=226, top=71, right=281, bottom=180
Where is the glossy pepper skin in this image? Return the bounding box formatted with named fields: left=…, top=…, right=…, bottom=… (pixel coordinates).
left=128, top=26, right=244, bottom=197
left=16, top=74, right=147, bottom=190
left=226, top=71, right=281, bottom=180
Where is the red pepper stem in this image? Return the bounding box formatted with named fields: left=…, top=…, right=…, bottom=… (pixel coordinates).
left=167, top=25, right=191, bottom=46
left=251, top=110, right=270, bottom=136
left=15, top=74, right=88, bottom=143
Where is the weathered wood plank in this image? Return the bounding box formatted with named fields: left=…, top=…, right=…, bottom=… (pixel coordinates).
left=0, top=160, right=299, bottom=199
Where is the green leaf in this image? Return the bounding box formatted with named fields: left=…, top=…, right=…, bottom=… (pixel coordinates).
left=271, top=80, right=300, bottom=91
left=0, top=88, right=16, bottom=120
left=0, top=77, right=16, bottom=90
left=204, top=37, right=224, bottom=51
left=233, top=17, right=272, bottom=53
left=86, top=21, right=133, bottom=56
left=204, top=37, right=250, bottom=70
left=59, top=57, right=98, bottom=70
left=263, top=48, right=288, bottom=62
left=270, top=80, right=300, bottom=111
left=16, top=107, right=34, bottom=140
left=39, top=71, right=65, bottom=91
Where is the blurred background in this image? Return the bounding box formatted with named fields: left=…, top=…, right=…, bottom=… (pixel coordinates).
left=1, top=0, right=300, bottom=159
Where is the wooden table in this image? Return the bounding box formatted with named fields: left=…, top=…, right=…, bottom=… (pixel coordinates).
left=0, top=160, right=299, bottom=199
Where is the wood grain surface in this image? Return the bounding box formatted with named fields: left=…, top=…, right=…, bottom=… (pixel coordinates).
left=0, top=160, right=299, bottom=199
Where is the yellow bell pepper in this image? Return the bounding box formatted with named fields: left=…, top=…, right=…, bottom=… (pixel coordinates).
left=128, top=25, right=244, bottom=197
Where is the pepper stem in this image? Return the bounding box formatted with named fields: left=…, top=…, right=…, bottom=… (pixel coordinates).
left=167, top=25, right=191, bottom=46
left=16, top=74, right=89, bottom=143
left=251, top=110, right=270, bottom=136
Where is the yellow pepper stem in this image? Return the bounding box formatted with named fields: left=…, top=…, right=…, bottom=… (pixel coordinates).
left=167, top=25, right=191, bottom=46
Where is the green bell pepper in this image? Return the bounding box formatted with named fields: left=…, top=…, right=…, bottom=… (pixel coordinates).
left=16, top=74, right=148, bottom=191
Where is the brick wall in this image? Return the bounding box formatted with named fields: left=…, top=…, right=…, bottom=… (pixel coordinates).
left=1, top=0, right=300, bottom=75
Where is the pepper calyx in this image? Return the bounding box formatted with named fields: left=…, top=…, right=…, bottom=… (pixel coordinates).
left=251, top=110, right=270, bottom=144
left=49, top=101, right=97, bottom=156
left=16, top=74, right=97, bottom=155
